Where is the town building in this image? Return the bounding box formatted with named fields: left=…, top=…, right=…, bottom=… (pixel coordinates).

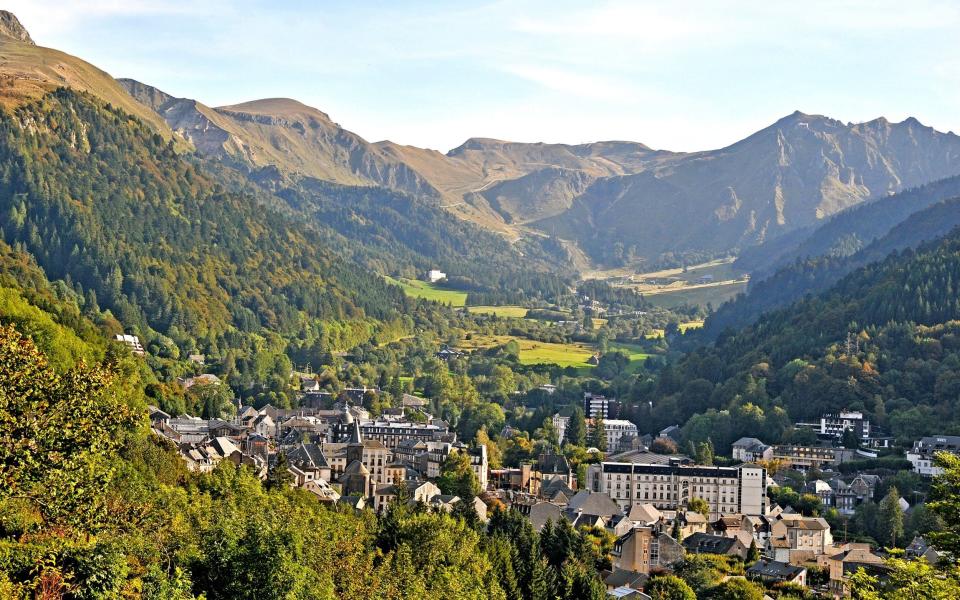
left=598, top=419, right=640, bottom=454
left=612, top=526, right=685, bottom=574
left=731, top=437, right=773, bottom=462
left=820, top=411, right=871, bottom=441
left=907, top=435, right=960, bottom=476
left=768, top=514, right=833, bottom=562
left=772, top=445, right=837, bottom=471
left=591, top=462, right=766, bottom=519
left=584, top=392, right=618, bottom=419
left=114, top=333, right=145, bottom=355
left=747, top=559, right=807, bottom=587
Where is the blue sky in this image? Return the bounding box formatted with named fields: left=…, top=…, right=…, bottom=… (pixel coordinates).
left=9, top=0, right=960, bottom=152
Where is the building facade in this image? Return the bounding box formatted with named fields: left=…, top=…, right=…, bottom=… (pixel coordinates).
left=593, top=462, right=766, bottom=519
left=907, top=435, right=960, bottom=476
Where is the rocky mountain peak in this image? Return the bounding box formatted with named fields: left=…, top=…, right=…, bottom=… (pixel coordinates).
left=0, top=11, right=34, bottom=45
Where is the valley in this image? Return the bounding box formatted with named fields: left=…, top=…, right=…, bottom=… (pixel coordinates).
left=2, top=7, right=960, bottom=600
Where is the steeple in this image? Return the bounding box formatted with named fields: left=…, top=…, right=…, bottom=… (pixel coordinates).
left=348, top=417, right=362, bottom=445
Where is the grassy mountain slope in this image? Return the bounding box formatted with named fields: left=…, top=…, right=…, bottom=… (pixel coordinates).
left=737, top=173, right=960, bottom=277
left=0, top=31, right=178, bottom=146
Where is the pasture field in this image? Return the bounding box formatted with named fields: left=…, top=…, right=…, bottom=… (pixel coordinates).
left=385, top=277, right=468, bottom=306
left=467, top=305, right=529, bottom=318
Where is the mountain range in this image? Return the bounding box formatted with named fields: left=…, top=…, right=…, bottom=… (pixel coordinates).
left=117, top=79, right=960, bottom=268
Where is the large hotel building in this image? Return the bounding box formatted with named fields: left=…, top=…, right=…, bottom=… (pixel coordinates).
left=589, top=462, right=767, bottom=519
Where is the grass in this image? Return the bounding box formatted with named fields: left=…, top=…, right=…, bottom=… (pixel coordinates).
left=385, top=276, right=468, bottom=306
left=643, top=280, right=746, bottom=309
left=460, top=334, right=597, bottom=368
left=467, top=305, right=529, bottom=318
left=608, top=342, right=653, bottom=372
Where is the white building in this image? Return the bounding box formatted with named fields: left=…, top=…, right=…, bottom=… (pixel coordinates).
left=731, top=437, right=773, bottom=462
left=114, top=333, right=145, bottom=355
left=427, top=269, right=446, bottom=283
left=552, top=414, right=569, bottom=446
left=601, top=419, right=639, bottom=454
left=591, top=462, right=766, bottom=519
left=907, top=435, right=960, bottom=476
left=820, top=411, right=870, bottom=441
left=584, top=392, right=616, bottom=419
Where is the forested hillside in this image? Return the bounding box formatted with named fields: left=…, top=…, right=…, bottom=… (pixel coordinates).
left=736, top=173, right=960, bottom=278
left=705, top=196, right=960, bottom=335
left=0, top=88, right=415, bottom=372
left=626, top=229, right=960, bottom=450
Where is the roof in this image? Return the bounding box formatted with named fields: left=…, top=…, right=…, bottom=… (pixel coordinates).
left=747, top=559, right=806, bottom=580
left=683, top=533, right=746, bottom=556
left=604, top=569, right=648, bottom=589
left=286, top=442, right=328, bottom=469
left=528, top=502, right=563, bottom=531
left=778, top=515, right=830, bottom=530
left=537, top=453, right=570, bottom=474
left=566, top=490, right=623, bottom=519
left=627, top=503, right=662, bottom=524
left=733, top=437, right=764, bottom=448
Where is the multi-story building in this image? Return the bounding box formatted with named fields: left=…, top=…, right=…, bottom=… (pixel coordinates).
left=356, top=420, right=450, bottom=449
left=591, top=462, right=766, bottom=519
left=418, top=442, right=488, bottom=490
left=731, top=437, right=773, bottom=462
left=552, top=414, right=569, bottom=445
left=772, top=445, right=837, bottom=471
left=820, top=411, right=871, bottom=441
left=584, top=392, right=618, bottom=419
left=907, top=435, right=960, bottom=476
left=598, top=419, right=639, bottom=454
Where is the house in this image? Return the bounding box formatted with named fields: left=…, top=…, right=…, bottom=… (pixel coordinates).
left=303, top=478, right=340, bottom=504
left=907, top=435, right=960, bottom=476
left=747, top=559, right=807, bottom=587
left=613, top=527, right=685, bottom=574
left=658, top=425, right=682, bottom=443
left=188, top=353, right=205, bottom=365
left=520, top=501, right=563, bottom=532
left=301, top=377, right=321, bottom=393
left=821, top=544, right=888, bottom=597
left=731, top=437, right=773, bottom=462
left=677, top=511, right=708, bottom=538
left=285, top=442, right=331, bottom=484
left=114, top=333, right=145, bottom=355
left=905, top=536, right=945, bottom=565
left=426, top=269, right=446, bottom=283
left=607, top=586, right=650, bottom=599
left=564, top=490, right=624, bottom=524
left=603, top=569, right=647, bottom=592
left=768, top=515, right=833, bottom=563
left=435, top=346, right=465, bottom=361
left=682, top=533, right=749, bottom=559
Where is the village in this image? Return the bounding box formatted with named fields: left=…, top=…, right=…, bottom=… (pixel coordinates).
left=149, top=363, right=951, bottom=599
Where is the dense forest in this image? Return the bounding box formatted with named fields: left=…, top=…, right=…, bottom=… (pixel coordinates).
left=0, top=89, right=422, bottom=374
left=705, top=197, right=960, bottom=336
left=624, top=229, right=960, bottom=451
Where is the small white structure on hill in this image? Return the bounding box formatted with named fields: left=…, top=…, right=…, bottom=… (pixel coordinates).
left=427, top=269, right=446, bottom=283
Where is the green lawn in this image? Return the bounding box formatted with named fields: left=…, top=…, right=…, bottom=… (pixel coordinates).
left=385, top=277, right=468, bottom=306
left=609, top=342, right=653, bottom=372
left=467, top=305, right=529, bottom=318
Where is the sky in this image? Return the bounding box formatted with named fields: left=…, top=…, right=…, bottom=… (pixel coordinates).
left=7, top=0, right=960, bottom=152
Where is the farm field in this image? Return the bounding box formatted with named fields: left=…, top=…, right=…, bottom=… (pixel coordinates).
left=460, top=335, right=596, bottom=368
left=459, top=334, right=655, bottom=371
left=645, top=320, right=706, bottom=339
left=643, top=281, right=746, bottom=309
left=385, top=277, right=468, bottom=306
left=467, top=305, right=529, bottom=318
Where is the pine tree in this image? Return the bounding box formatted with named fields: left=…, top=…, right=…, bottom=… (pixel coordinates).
left=878, top=486, right=904, bottom=548
left=589, top=417, right=607, bottom=451
left=747, top=539, right=760, bottom=563
left=266, top=452, right=294, bottom=490
left=567, top=407, right=587, bottom=447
